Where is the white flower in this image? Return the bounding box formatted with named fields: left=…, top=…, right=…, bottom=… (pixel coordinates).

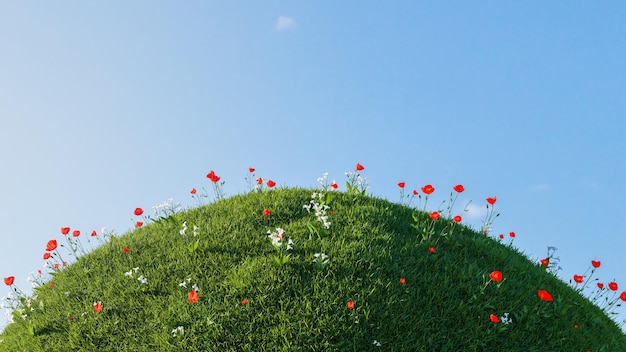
left=373, top=340, right=381, bottom=347
left=124, top=270, right=134, bottom=277
left=137, top=276, right=148, bottom=285
left=180, top=221, right=187, bottom=236
left=172, top=326, right=184, bottom=337
left=193, top=225, right=198, bottom=237
left=500, top=312, right=513, bottom=325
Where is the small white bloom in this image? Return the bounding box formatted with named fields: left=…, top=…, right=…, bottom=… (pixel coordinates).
left=172, top=325, right=184, bottom=337
left=124, top=270, right=134, bottom=277
left=373, top=340, right=381, bottom=347
left=138, top=276, right=148, bottom=285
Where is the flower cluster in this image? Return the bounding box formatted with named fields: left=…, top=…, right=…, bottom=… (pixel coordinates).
left=303, top=192, right=331, bottom=230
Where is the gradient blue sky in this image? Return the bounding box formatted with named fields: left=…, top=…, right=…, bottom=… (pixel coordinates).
left=1, top=2, right=625, bottom=330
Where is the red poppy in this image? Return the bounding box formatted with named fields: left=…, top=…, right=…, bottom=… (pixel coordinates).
left=190, top=188, right=197, bottom=195
left=355, top=163, right=364, bottom=171
left=206, top=170, right=220, bottom=183
left=249, top=167, right=255, bottom=173
left=242, top=299, right=249, bottom=305
left=609, top=282, right=618, bottom=291
left=429, top=247, right=435, bottom=253
left=421, top=184, right=435, bottom=195
left=538, top=290, right=553, bottom=301
left=413, top=190, right=418, bottom=195
left=489, top=314, right=499, bottom=323
left=499, top=234, right=504, bottom=239
left=94, top=302, right=103, bottom=313
left=399, top=278, right=406, bottom=285
left=453, top=215, right=462, bottom=223
left=509, top=232, right=516, bottom=238
left=61, top=227, right=70, bottom=235
left=91, top=230, right=97, bottom=237
left=54, top=264, right=59, bottom=269
left=597, top=283, right=604, bottom=289
left=453, top=184, right=465, bottom=193
left=574, top=324, right=579, bottom=329
left=72, top=230, right=80, bottom=237
left=486, top=197, right=497, bottom=205
left=398, top=182, right=405, bottom=189
left=123, top=247, right=129, bottom=253
left=591, top=260, right=601, bottom=268
left=263, top=209, right=271, bottom=217
left=43, top=252, right=51, bottom=260
left=136, top=221, right=143, bottom=227
left=46, top=240, right=57, bottom=252
left=573, top=275, right=584, bottom=284
left=347, top=301, right=355, bottom=309
left=489, top=271, right=503, bottom=283
left=134, top=208, right=144, bottom=216
left=267, top=180, right=276, bottom=188
left=188, top=290, right=199, bottom=303
left=331, top=182, right=338, bottom=189
left=49, top=282, right=54, bottom=287
left=620, top=292, right=626, bottom=301
left=4, top=276, right=15, bottom=286
left=540, top=258, right=549, bottom=267
left=429, top=211, right=440, bottom=220
left=256, top=177, right=263, bottom=185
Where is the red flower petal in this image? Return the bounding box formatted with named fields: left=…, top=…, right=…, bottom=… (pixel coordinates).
left=267, top=180, right=276, bottom=188
left=330, top=182, right=338, bottom=189
left=538, top=289, right=553, bottom=301
left=136, top=221, right=143, bottom=227
left=421, top=184, right=435, bottom=195
left=263, top=209, right=271, bottom=217
left=72, top=230, right=80, bottom=237
left=540, top=258, right=549, bottom=267
left=597, top=282, right=604, bottom=289
left=94, top=302, right=103, bottom=313
left=190, top=188, right=197, bottom=195
left=591, top=260, right=601, bottom=268
left=46, top=240, right=57, bottom=252
left=509, top=231, right=516, bottom=238
left=347, top=301, right=355, bottom=309
left=609, top=282, right=618, bottom=291
left=134, top=208, right=144, bottom=216
left=453, top=215, right=462, bottom=223
left=413, top=190, right=418, bottom=195
left=242, top=299, right=249, bottom=305
left=620, top=292, right=626, bottom=301
left=489, top=271, right=503, bottom=283
left=486, top=197, right=497, bottom=205
left=397, top=182, right=405, bottom=189
left=355, top=163, right=364, bottom=171
left=43, top=252, right=51, bottom=260
left=399, top=277, right=406, bottom=285
left=4, top=276, right=15, bottom=286
left=489, top=314, right=499, bottom=323
left=123, top=247, right=129, bottom=253
left=248, top=167, right=255, bottom=173
left=256, top=177, right=263, bottom=185
left=573, top=275, right=584, bottom=284
left=429, top=247, right=435, bottom=253
left=188, top=290, right=199, bottom=303
left=453, top=184, right=465, bottom=193
left=91, top=230, right=97, bottom=237
left=61, top=227, right=70, bottom=235
left=429, top=211, right=440, bottom=220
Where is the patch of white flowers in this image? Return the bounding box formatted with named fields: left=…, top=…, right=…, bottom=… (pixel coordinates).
left=267, top=228, right=293, bottom=250
left=303, top=192, right=331, bottom=229
left=152, top=198, right=182, bottom=219
left=500, top=312, right=513, bottom=325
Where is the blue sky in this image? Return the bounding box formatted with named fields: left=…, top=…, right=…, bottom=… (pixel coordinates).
left=1, top=2, right=625, bottom=331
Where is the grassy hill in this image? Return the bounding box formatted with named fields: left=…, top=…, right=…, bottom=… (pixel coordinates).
left=1, top=187, right=625, bottom=351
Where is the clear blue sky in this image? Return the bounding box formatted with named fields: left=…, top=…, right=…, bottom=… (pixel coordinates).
left=1, top=2, right=625, bottom=331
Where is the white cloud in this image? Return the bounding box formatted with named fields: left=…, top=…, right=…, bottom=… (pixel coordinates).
left=528, top=183, right=549, bottom=193
left=464, top=202, right=487, bottom=220
left=274, top=16, right=295, bottom=31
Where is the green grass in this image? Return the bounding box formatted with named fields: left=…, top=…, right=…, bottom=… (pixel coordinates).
left=1, top=188, right=625, bottom=351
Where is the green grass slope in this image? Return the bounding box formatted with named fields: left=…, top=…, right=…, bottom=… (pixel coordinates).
left=1, top=188, right=625, bottom=351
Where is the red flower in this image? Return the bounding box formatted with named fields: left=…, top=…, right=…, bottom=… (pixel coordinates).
left=412, top=190, right=418, bottom=195
left=242, top=299, right=249, bottom=305
left=91, top=230, right=97, bottom=237
left=61, top=227, right=70, bottom=235
left=421, top=184, right=435, bottom=195
left=46, top=240, right=57, bottom=252
left=609, top=282, right=618, bottom=291
left=399, top=277, right=406, bottom=285
left=190, top=188, right=197, bottom=195
left=499, top=234, right=504, bottom=239
left=538, top=289, right=553, bottom=301
left=489, top=314, right=499, bottom=323
left=267, top=180, right=276, bottom=188
left=574, top=324, right=579, bottom=329
left=620, top=292, right=626, bottom=301
left=355, top=163, right=364, bottom=171
left=4, top=276, right=15, bottom=286
left=398, top=182, right=405, bottom=189
left=54, top=264, right=59, bottom=269
left=134, top=208, right=144, bottom=216
left=123, top=247, right=129, bottom=253
left=453, top=184, right=465, bottom=193
left=248, top=167, right=255, bottom=173
left=489, top=271, right=503, bottom=283
left=429, top=211, right=440, bottom=220
left=597, top=283, right=604, bottom=289
left=429, top=247, right=435, bottom=253
left=72, top=230, right=80, bottom=237
left=263, top=209, right=271, bottom=217
left=509, top=231, right=516, bottom=238
left=256, top=177, right=263, bottom=185
left=43, top=252, right=51, bottom=260
left=188, top=290, right=199, bottom=303
left=206, top=170, right=220, bottom=183
left=573, top=275, right=584, bottom=284
left=591, top=260, right=601, bottom=268
left=49, top=282, right=54, bottom=287
left=330, top=182, right=338, bottom=189
left=94, top=302, right=103, bottom=313
left=453, top=215, right=462, bottom=223
left=136, top=221, right=143, bottom=227
left=486, top=197, right=497, bottom=205
left=347, top=301, right=355, bottom=309
left=540, top=258, right=549, bottom=267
